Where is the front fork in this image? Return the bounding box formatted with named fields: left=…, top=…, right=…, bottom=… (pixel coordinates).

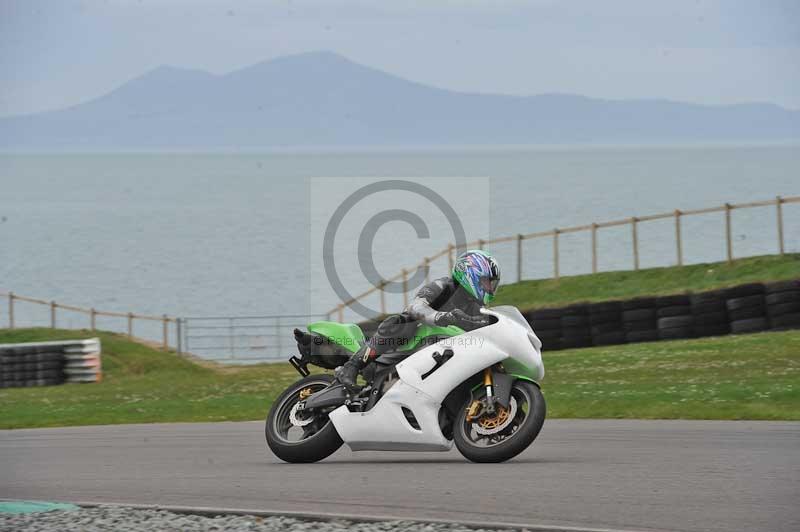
left=466, top=367, right=497, bottom=422
left=483, top=367, right=496, bottom=415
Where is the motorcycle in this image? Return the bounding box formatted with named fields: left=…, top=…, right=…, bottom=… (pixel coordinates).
left=265, top=305, right=545, bottom=463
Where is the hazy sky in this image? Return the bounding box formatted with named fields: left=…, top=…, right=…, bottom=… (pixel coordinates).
left=1, top=0, right=799, bottom=117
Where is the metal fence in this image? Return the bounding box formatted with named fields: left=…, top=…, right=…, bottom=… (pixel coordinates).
left=180, top=314, right=326, bottom=362
left=324, top=195, right=800, bottom=320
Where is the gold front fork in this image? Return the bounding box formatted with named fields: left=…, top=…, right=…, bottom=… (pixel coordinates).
left=467, top=368, right=497, bottom=422
left=483, top=367, right=496, bottom=414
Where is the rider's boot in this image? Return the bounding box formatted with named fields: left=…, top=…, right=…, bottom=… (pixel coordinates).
left=335, top=344, right=374, bottom=390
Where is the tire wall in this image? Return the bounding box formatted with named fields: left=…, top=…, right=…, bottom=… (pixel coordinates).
left=521, top=279, right=800, bottom=351
left=0, top=338, right=102, bottom=389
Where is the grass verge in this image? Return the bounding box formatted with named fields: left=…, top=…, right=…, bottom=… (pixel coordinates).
left=544, top=329, right=799, bottom=419
left=492, top=253, right=800, bottom=311
left=0, top=329, right=302, bottom=429
left=1, top=327, right=798, bottom=428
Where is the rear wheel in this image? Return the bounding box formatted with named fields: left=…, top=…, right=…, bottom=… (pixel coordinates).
left=265, top=374, right=343, bottom=463
left=454, top=380, right=545, bottom=463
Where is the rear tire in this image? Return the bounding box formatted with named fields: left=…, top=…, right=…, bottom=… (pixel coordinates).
left=454, top=380, right=545, bottom=463
left=265, top=374, right=343, bottom=463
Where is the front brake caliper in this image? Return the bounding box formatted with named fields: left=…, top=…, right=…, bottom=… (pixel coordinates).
left=465, top=399, right=483, bottom=422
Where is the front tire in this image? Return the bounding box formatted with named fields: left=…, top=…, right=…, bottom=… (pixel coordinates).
left=454, top=380, right=546, bottom=463
left=265, top=374, right=343, bottom=463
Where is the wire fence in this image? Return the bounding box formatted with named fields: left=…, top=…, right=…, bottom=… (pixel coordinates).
left=180, top=314, right=326, bottom=362
left=324, top=195, right=800, bottom=321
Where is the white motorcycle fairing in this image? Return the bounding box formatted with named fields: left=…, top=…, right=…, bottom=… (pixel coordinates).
left=328, top=306, right=543, bottom=452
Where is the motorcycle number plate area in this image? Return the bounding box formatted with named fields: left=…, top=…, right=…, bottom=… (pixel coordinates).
left=328, top=380, right=452, bottom=452
left=395, top=338, right=508, bottom=404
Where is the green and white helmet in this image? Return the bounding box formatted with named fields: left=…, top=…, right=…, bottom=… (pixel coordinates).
left=452, top=250, right=501, bottom=304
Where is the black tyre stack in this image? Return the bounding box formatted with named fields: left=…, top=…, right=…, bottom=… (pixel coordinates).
left=656, top=294, right=693, bottom=340
left=517, top=278, right=800, bottom=351
left=589, top=301, right=625, bottom=346
left=764, top=280, right=800, bottom=330
left=560, top=304, right=592, bottom=349
left=0, top=346, right=65, bottom=389
left=525, top=308, right=563, bottom=351
left=724, top=283, right=768, bottom=334
left=690, top=289, right=730, bottom=338
left=621, top=297, right=659, bottom=343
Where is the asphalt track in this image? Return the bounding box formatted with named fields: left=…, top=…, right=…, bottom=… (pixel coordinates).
left=1, top=420, right=798, bottom=532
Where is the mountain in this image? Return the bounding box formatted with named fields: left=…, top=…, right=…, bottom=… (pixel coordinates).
left=1, top=51, right=798, bottom=149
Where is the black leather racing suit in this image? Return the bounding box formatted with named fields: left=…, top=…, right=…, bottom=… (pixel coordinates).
left=365, top=276, right=486, bottom=358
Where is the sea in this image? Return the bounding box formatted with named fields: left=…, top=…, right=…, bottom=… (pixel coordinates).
left=2, top=143, right=799, bottom=349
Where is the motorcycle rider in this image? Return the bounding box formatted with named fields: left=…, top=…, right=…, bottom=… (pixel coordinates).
left=335, top=249, right=501, bottom=389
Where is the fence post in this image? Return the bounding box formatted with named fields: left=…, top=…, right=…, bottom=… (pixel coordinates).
left=776, top=196, right=785, bottom=255
left=337, top=304, right=344, bottom=322
left=591, top=223, right=598, bottom=273
left=553, top=229, right=560, bottom=280
left=401, top=268, right=409, bottom=307
left=176, top=318, right=183, bottom=355
left=447, top=244, right=454, bottom=271
left=162, top=315, right=169, bottom=349
left=631, top=217, right=639, bottom=271
left=90, top=308, right=96, bottom=330
left=275, top=316, right=282, bottom=356
left=424, top=257, right=430, bottom=284
left=478, top=239, right=485, bottom=250
left=516, top=234, right=523, bottom=283
left=228, top=317, right=235, bottom=359
left=725, top=203, right=733, bottom=263
left=379, top=280, right=386, bottom=315
left=127, top=312, right=133, bottom=337
left=7, top=292, right=13, bottom=329
left=674, top=210, right=683, bottom=266
left=50, top=301, right=56, bottom=328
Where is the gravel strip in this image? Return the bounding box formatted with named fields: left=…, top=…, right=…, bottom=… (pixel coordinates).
left=0, top=507, right=531, bottom=532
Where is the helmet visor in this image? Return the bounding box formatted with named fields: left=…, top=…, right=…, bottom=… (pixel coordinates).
left=480, top=276, right=499, bottom=296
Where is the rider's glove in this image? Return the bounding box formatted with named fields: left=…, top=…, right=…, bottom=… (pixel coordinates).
left=434, top=309, right=491, bottom=330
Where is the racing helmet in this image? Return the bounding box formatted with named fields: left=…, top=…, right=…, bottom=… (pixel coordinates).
left=452, top=249, right=501, bottom=304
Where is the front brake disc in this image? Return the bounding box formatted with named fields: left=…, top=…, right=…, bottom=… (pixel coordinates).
left=473, top=396, right=518, bottom=435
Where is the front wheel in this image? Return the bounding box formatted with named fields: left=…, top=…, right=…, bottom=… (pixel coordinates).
left=265, top=374, right=343, bottom=463
left=454, top=380, right=546, bottom=463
